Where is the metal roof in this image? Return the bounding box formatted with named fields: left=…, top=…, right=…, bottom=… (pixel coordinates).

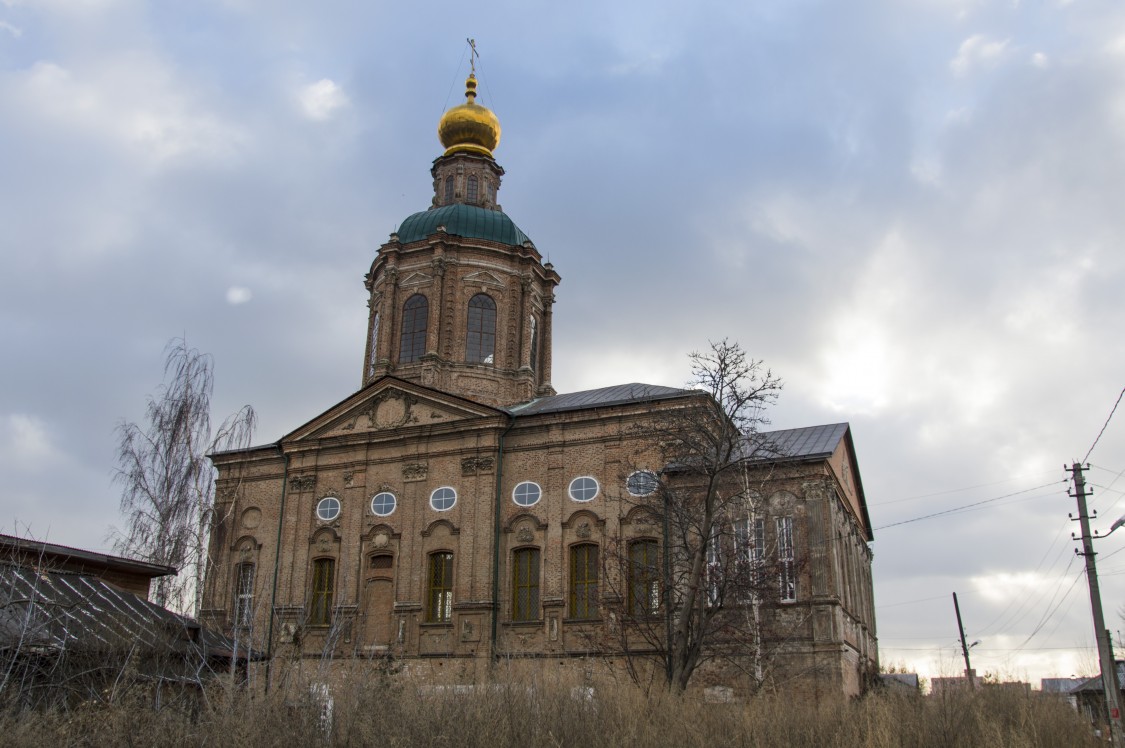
left=743, top=423, right=850, bottom=461
left=0, top=532, right=176, bottom=578
left=0, top=564, right=261, bottom=662
left=507, top=383, right=695, bottom=417
left=1070, top=662, right=1125, bottom=694
left=396, top=204, right=531, bottom=246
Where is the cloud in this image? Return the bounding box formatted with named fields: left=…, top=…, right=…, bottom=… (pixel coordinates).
left=3, top=414, right=56, bottom=468
left=226, top=286, right=253, bottom=305
left=950, top=35, right=1011, bottom=76
left=10, top=59, right=247, bottom=165
left=298, top=78, right=348, bottom=121
left=0, top=20, right=21, bottom=36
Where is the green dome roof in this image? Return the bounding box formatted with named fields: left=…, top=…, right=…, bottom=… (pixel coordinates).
left=396, top=204, right=531, bottom=246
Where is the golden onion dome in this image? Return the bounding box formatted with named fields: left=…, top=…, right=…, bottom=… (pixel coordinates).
left=438, top=74, right=501, bottom=157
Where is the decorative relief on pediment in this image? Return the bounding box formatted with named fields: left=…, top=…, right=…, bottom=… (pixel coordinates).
left=516, top=524, right=534, bottom=543
left=289, top=475, right=316, bottom=492
left=336, top=390, right=423, bottom=434
left=461, top=456, right=495, bottom=476
left=402, top=463, right=428, bottom=481
left=576, top=521, right=592, bottom=540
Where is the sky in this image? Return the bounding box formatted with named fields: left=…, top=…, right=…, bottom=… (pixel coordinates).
left=2, top=0, right=1125, bottom=686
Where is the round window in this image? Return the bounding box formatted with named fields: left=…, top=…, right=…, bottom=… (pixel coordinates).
left=512, top=481, right=542, bottom=507
left=430, top=486, right=457, bottom=511
left=626, top=470, right=660, bottom=497
left=568, top=476, right=600, bottom=502
left=316, top=496, right=341, bottom=521
left=370, top=492, right=397, bottom=517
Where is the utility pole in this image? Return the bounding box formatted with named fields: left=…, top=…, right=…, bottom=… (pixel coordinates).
left=953, top=592, right=975, bottom=689
left=1070, top=462, right=1124, bottom=748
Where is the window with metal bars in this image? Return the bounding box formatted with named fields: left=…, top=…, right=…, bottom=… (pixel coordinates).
left=705, top=524, right=722, bottom=607
left=628, top=539, right=660, bottom=616
left=234, top=562, right=254, bottom=627
left=777, top=516, right=796, bottom=602
left=511, top=548, right=540, bottom=622
left=466, top=294, right=496, bottom=363
left=399, top=294, right=428, bottom=364
left=733, top=515, right=766, bottom=599
left=569, top=544, right=598, bottom=619
left=427, top=552, right=453, bottom=622
left=444, top=176, right=454, bottom=203
left=308, top=558, right=335, bottom=626
left=466, top=175, right=479, bottom=203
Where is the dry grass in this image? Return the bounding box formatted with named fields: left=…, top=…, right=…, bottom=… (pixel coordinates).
left=0, top=671, right=1101, bottom=748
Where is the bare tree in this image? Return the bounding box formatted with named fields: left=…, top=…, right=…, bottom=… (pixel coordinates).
left=608, top=339, right=785, bottom=693
left=112, top=338, right=256, bottom=617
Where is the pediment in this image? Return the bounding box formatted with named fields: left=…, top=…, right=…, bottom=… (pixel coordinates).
left=462, top=270, right=506, bottom=288
left=283, top=378, right=502, bottom=443
left=400, top=271, right=433, bottom=287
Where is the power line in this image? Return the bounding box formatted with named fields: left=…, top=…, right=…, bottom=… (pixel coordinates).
left=1084, top=385, right=1125, bottom=464
left=877, top=594, right=948, bottom=610
left=869, top=470, right=1059, bottom=507
left=873, top=481, right=1063, bottom=531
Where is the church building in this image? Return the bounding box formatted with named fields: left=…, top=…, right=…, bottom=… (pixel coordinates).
left=202, top=70, right=878, bottom=698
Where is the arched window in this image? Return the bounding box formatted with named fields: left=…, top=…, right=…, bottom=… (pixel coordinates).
left=569, top=544, right=598, bottom=619
left=427, top=552, right=453, bottom=622
left=466, top=175, right=479, bottom=203
left=628, top=539, right=660, bottom=616
left=444, top=176, right=454, bottom=203
left=512, top=547, right=540, bottom=621
left=528, top=315, right=538, bottom=372
left=367, top=311, right=380, bottom=378
left=234, top=562, right=255, bottom=627
left=309, top=558, right=335, bottom=626
left=399, top=295, right=428, bottom=363
left=466, top=294, right=496, bottom=363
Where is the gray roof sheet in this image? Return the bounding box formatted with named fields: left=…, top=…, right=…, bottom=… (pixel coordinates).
left=0, top=533, right=177, bottom=578
left=507, top=383, right=694, bottom=417
left=743, top=423, right=849, bottom=461
left=0, top=564, right=261, bottom=663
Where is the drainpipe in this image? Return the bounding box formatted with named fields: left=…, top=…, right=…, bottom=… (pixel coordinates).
left=490, top=414, right=516, bottom=661
left=265, top=445, right=290, bottom=693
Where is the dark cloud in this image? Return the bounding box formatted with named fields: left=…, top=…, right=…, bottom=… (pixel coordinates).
left=2, top=0, right=1124, bottom=682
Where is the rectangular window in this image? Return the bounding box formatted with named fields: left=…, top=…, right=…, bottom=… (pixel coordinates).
left=427, top=552, right=454, bottom=622
left=235, top=562, right=255, bottom=627
left=512, top=548, right=541, bottom=622
left=777, top=517, right=796, bottom=602
left=569, top=544, right=599, bottom=619
left=628, top=539, right=660, bottom=616
left=732, top=515, right=766, bottom=598
left=309, top=558, right=335, bottom=626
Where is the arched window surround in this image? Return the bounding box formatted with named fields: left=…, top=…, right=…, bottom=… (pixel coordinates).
left=466, top=293, right=496, bottom=364
left=399, top=294, right=429, bottom=364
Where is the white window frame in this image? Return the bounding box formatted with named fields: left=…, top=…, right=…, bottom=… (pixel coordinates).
left=316, top=496, right=341, bottom=522
left=430, top=486, right=457, bottom=512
